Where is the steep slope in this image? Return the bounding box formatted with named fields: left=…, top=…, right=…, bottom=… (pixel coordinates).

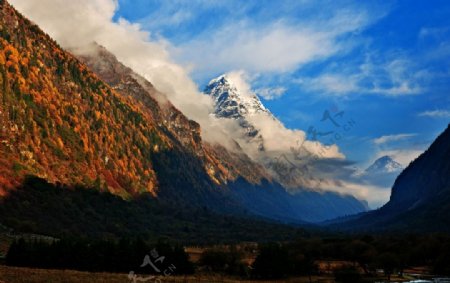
left=0, top=1, right=168, bottom=197
left=328, top=124, right=450, bottom=232
left=387, top=125, right=450, bottom=211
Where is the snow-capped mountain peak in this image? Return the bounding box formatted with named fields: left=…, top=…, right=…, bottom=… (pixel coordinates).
left=205, top=74, right=272, bottom=119
left=366, top=155, right=403, bottom=174
left=204, top=73, right=277, bottom=152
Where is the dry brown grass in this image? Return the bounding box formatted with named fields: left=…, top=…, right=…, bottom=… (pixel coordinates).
left=0, top=265, right=127, bottom=283
left=0, top=265, right=338, bottom=283
left=0, top=234, right=13, bottom=257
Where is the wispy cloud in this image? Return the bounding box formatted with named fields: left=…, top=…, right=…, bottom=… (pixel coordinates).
left=318, top=179, right=391, bottom=209
left=169, top=4, right=385, bottom=79
left=297, top=56, right=425, bottom=96
left=419, top=110, right=450, bottom=118
left=256, top=87, right=286, bottom=100
left=371, top=132, right=427, bottom=167
left=419, top=26, right=450, bottom=40
left=178, top=22, right=344, bottom=75
left=373, top=133, right=417, bottom=145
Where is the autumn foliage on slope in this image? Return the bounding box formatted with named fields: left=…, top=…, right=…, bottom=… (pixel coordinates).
left=0, top=0, right=169, bottom=197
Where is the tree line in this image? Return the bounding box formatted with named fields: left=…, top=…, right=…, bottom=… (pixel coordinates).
left=6, top=234, right=450, bottom=281
left=6, top=238, right=194, bottom=275
left=199, top=234, right=450, bottom=281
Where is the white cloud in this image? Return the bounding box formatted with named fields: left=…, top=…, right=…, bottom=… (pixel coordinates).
left=222, top=71, right=286, bottom=100
left=142, top=10, right=193, bottom=30
left=296, top=74, right=360, bottom=94
left=373, top=133, right=417, bottom=145
left=221, top=70, right=256, bottom=97
left=256, top=87, right=286, bottom=100
left=320, top=180, right=391, bottom=209
left=419, top=26, right=450, bottom=39
left=208, top=71, right=358, bottom=200
left=175, top=10, right=374, bottom=78
left=297, top=57, right=424, bottom=96
left=419, top=110, right=450, bottom=118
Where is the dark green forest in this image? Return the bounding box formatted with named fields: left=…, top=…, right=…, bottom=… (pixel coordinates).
left=6, top=238, right=194, bottom=275
left=0, top=176, right=306, bottom=244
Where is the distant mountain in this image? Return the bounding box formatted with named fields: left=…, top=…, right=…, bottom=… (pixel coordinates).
left=355, top=155, right=404, bottom=188
left=365, top=156, right=403, bottom=174
left=327, top=124, right=450, bottom=232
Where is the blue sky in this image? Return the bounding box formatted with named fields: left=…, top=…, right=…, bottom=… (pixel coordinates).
left=114, top=0, right=450, bottom=169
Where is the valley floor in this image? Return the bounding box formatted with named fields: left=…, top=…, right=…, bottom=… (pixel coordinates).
left=0, top=265, right=329, bottom=283
left=0, top=265, right=418, bottom=283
